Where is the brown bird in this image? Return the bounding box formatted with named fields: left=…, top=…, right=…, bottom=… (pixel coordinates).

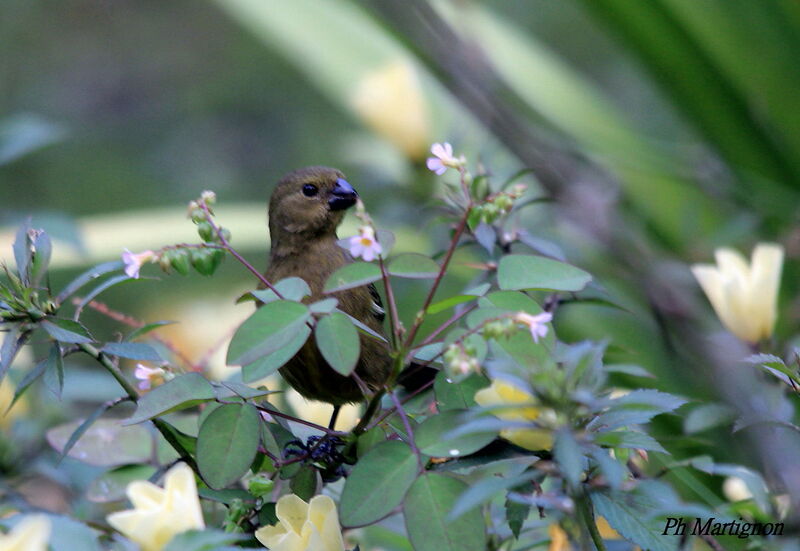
left=264, top=166, right=392, bottom=411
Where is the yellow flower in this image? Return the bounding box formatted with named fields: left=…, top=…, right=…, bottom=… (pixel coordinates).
left=0, top=515, right=51, bottom=551
left=0, top=377, right=29, bottom=431
left=351, top=59, right=430, bottom=160
left=474, top=379, right=553, bottom=451
left=548, top=519, right=633, bottom=551
left=106, top=462, right=204, bottom=551
left=691, top=243, right=783, bottom=344
left=255, top=494, right=345, bottom=551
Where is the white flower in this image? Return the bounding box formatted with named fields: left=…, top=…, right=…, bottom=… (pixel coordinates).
left=691, top=243, right=783, bottom=343
left=122, top=249, right=155, bottom=279
left=348, top=226, right=382, bottom=262
left=513, top=311, right=553, bottom=343
left=0, top=515, right=51, bottom=551
left=722, top=476, right=753, bottom=502
left=426, top=142, right=462, bottom=175
left=134, top=364, right=167, bottom=391
left=106, top=462, right=205, bottom=551
left=255, top=494, right=345, bottom=551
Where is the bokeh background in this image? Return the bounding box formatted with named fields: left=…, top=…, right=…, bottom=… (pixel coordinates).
left=3, top=0, right=800, bottom=548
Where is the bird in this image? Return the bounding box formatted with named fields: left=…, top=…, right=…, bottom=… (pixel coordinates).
left=264, top=166, right=393, bottom=414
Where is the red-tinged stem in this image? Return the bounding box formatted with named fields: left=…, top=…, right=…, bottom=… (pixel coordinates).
left=367, top=378, right=435, bottom=432
left=378, top=255, right=402, bottom=349
left=200, top=202, right=284, bottom=298
left=403, top=209, right=471, bottom=350
left=248, top=402, right=344, bottom=436
left=405, top=303, right=478, bottom=364
left=388, top=388, right=424, bottom=470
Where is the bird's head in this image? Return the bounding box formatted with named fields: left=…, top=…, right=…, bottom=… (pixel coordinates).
left=268, top=166, right=358, bottom=242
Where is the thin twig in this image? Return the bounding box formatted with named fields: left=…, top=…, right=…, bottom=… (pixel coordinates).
left=388, top=389, right=423, bottom=470
left=77, top=342, right=198, bottom=471
left=378, top=255, right=402, bottom=348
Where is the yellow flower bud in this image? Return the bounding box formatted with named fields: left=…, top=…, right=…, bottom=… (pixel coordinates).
left=0, top=515, right=51, bottom=551
left=106, top=462, right=204, bottom=551
left=691, top=243, right=783, bottom=344
left=351, top=59, right=430, bottom=160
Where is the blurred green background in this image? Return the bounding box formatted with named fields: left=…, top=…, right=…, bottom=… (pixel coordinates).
left=3, top=0, right=800, bottom=545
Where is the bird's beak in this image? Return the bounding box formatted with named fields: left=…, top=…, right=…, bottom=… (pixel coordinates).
left=328, top=178, right=359, bottom=211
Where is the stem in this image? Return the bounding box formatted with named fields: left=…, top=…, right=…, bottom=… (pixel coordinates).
left=388, top=389, right=423, bottom=470
left=352, top=388, right=386, bottom=435
left=250, top=402, right=343, bottom=436
left=403, top=209, right=471, bottom=350
left=367, top=377, right=435, bottom=431
left=200, top=202, right=284, bottom=297
left=378, top=255, right=402, bottom=348
left=78, top=343, right=197, bottom=471
left=578, top=496, right=607, bottom=551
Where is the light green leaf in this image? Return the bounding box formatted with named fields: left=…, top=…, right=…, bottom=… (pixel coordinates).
left=324, top=262, right=382, bottom=293
left=388, top=253, right=440, bottom=279
left=434, top=371, right=490, bottom=411
left=241, top=325, right=311, bottom=382
left=124, top=373, right=216, bottom=425
left=226, top=300, right=311, bottom=366
left=498, top=254, right=591, bottom=292
left=314, top=312, right=360, bottom=376
left=248, top=277, right=311, bottom=304
left=41, top=319, right=93, bottom=344
left=101, top=342, right=164, bottom=362
left=47, top=418, right=151, bottom=466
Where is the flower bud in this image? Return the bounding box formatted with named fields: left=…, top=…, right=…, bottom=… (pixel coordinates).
left=197, top=221, right=214, bottom=242
left=248, top=475, right=275, bottom=497
left=200, top=190, right=217, bottom=205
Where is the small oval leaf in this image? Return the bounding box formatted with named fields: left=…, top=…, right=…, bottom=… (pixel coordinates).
left=340, top=440, right=419, bottom=527
left=498, top=254, right=591, bottom=292
left=226, top=300, right=310, bottom=366
left=388, top=253, right=440, bottom=279
left=323, top=262, right=382, bottom=293
left=124, top=373, right=215, bottom=425
left=197, top=403, right=261, bottom=489
left=315, top=312, right=360, bottom=376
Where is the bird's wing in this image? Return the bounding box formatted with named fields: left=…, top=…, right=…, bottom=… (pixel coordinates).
left=367, top=283, right=386, bottom=323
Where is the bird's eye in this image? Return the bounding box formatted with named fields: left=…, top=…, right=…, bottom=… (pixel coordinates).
left=302, top=184, right=319, bottom=197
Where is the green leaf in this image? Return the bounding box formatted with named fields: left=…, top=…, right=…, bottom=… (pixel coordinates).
left=126, top=320, right=177, bottom=341
left=59, top=399, right=123, bottom=463
left=55, top=260, right=125, bottom=305
left=309, top=297, right=338, bottom=314
left=101, top=342, right=164, bottom=362
left=505, top=496, right=530, bottom=539
left=13, top=222, right=32, bottom=285
left=592, top=491, right=675, bottom=551
left=594, top=430, right=666, bottom=453
left=248, top=276, right=311, bottom=304
left=497, top=254, right=591, bottom=292
left=47, top=418, right=151, bottom=466
left=403, top=473, right=486, bottom=551
left=42, top=514, right=102, bottom=551
left=8, top=354, right=49, bottom=411
left=0, top=326, right=27, bottom=383
left=29, top=230, right=52, bottom=286
left=213, top=380, right=274, bottom=400
left=553, top=428, right=583, bottom=487
left=416, top=410, right=496, bottom=457
left=41, top=318, right=93, bottom=344
left=434, top=372, right=490, bottom=411
left=124, top=373, right=216, bottom=425
left=197, top=403, right=261, bottom=489
left=427, top=283, right=491, bottom=315
left=241, top=325, right=311, bottom=382
left=42, top=343, right=64, bottom=399
left=340, top=440, right=420, bottom=527
left=226, top=300, right=311, bottom=366
left=449, top=470, right=539, bottom=521
left=684, top=403, right=735, bottom=434
left=74, top=274, right=132, bottom=319
left=162, top=530, right=246, bottom=551
left=87, top=464, right=157, bottom=502
left=323, top=262, right=382, bottom=293
left=314, top=312, right=360, bottom=376
left=388, top=253, right=440, bottom=279
left=290, top=465, right=319, bottom=501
